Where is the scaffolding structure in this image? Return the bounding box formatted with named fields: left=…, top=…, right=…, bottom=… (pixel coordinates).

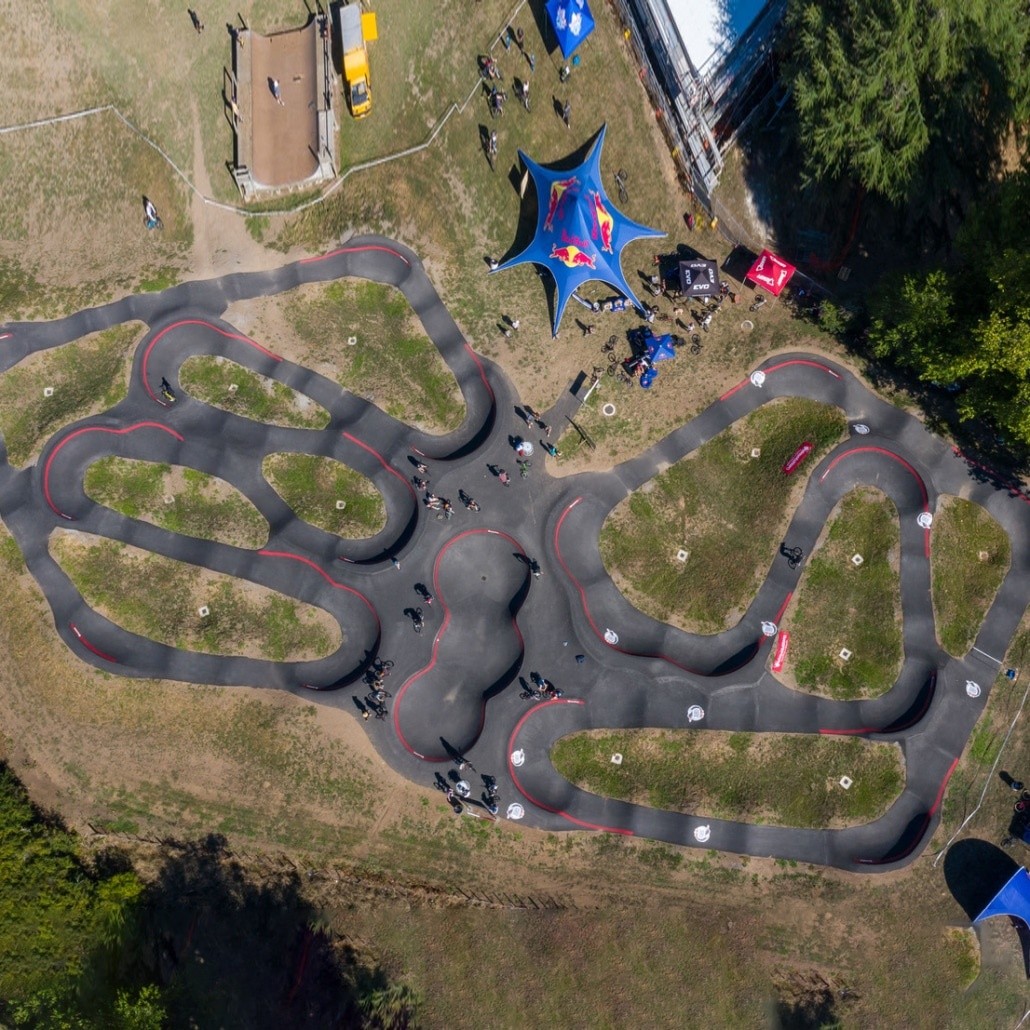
left=612, top=0, right=784, bottom=209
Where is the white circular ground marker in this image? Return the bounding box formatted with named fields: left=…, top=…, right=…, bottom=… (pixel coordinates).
left=675, top=549, right=689, bottom=563
left=750, top=369, right=766, bottom=388
left=510, top=749, right=525, bottom=767
left=604, top=628, right=619, bottom=645
left=966, top=680, right=981, bottom=698
left=851, top=554, right=864, bottom=567
left=693, top=825, right=711, bottom=843
left=741, top=320, right=754, bottom=331
left=687, top=704, right=705, bottom=723
left=917, top=512, right=933, bottom=529
left=335, top=500, right=347, bottom=510
left=198, top=605, right=210, bottom=617
left=852, top=423, right=870, bottom=435
left=228, top=383, right=239, bottom=393
left=43, top=386, right=55, bottom=398
left=750, top=448, right=762, bottom=459
left=602, top=403, right=617, bottom=417
left=610, top=753, right=623, bottom=765
left=347, top=336, right=358, bottom=346
left=506, top=803, right=525, bottom=820
left=761, top=621, right=777, bottom=637
left=839, top=776, right=853, bottom=790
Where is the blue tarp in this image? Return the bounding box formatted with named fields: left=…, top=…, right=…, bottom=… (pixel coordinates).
left=494, top=125, right=664, bottom=336
left=546, top=0, right=595, bottom=59
left=974, top=866, right=1030, bottom=925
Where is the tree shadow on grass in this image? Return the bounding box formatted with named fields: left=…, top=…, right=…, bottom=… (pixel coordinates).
left=133, top=834, right=416, bottom=1029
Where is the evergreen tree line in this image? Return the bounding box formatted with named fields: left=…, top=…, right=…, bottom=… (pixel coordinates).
left=780, top=0, right=1030, bottom=451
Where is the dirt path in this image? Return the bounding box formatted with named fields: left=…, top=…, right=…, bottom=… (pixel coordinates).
left=188, top=103, right=288, bottom=279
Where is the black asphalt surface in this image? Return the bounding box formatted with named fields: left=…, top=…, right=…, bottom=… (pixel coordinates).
left=3, top=235, right=1029, bottom=872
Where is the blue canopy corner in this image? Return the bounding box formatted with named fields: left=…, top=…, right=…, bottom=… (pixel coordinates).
left=974, top=866, right=1030, bottom=925
left=546, top=0, right=595, bottom=59
left=494, top=125, right=665, bottom=336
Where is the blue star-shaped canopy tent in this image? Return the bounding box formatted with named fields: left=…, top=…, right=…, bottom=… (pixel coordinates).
left=546, top=0, right=595, bottom=59
left=494, top=125, right=664, bottom=336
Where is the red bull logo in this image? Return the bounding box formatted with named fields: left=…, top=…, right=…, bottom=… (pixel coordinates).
left=590, top=191, right=614, bottom=253
left=543, top=176, right=579, bottom=232
left=550, top=243, right=596, bottom=269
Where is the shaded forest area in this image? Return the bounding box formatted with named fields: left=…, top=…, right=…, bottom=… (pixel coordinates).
left=0, top=763, right=418, bottom=1029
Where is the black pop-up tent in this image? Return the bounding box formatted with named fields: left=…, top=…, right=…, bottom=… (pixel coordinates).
left=678, top=258, right=719, bottom=298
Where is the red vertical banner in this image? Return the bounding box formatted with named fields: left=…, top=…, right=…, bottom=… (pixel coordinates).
left=771, top=631, right=790, bottom=672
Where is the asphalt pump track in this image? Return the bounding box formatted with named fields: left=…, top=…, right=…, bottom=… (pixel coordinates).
left=2, top=235, right=1029, bottom=873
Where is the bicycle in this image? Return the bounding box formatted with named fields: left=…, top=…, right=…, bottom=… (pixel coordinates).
left=614, top=168, right=628, bottom=203
left=749, top=295, right=767, bottom=313
left=602, top=335, right=618, bottom=354
left=690, top=335, right=702, bottom=355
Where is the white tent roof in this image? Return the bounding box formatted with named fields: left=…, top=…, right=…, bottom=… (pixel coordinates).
left=663, top=0, right=767, bottom=75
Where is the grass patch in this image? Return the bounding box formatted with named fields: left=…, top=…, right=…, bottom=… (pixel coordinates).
left=50, top=531, right=338, bottom=661
left=791, top=489, right=902, bottom=699
left=178, top=356, right=329, bottom=430
left=551, top=729, right=903, bottom=829
left=282, top=279, right=465, bottom=432
left=84, top=458, right=268, bottom=548
left=931, top=496, right=1011, bottom=656
left=262, top=452, right=385, bottom=538
left=0, top=322, right=142, bottom=466
left=600, top=398, right=846, bottom=631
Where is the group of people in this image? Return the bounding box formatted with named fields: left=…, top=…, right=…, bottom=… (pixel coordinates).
left=411, top=458, right=480, bottom=515
left=437, top=759, right=502, bottom=817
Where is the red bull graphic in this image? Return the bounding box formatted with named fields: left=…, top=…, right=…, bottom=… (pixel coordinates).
left=590, top=191, right=615, bottom=253
left=782, top=441, right=814, bottom=476
left=771, top=630, right=790, bottom=672
left=550, top=243, right=596, bottom=270
left=543, top=176, right=579, bottom=232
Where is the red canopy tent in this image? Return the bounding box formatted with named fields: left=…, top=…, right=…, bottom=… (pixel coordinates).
left=746, top=250, right=796, bottom=297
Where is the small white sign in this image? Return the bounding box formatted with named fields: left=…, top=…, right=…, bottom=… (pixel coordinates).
left=510, top=749, right=525, bottom=767
left=839, top=776, right=853, bottom=790
left=198, top=605, right=210, bottom=617
left=839, top=648, right=852, bottom=661
left=610, top=753, right=623, bottom=765
left=917, top=512, right=933, bottom=529
left=604, top=628, right=619, bottom=645
left=506, top=803, right=525, bottom=820
left=852, top=423, right=870, bottom=435
left=761, top=621, right=777, bottom=637
left=687, top=704, right=705, bottom=723
left=966, top=680, right=981, bottom=698
left=750, top=370, right=766, bottom=389
left=693, top=825, right=711, bottom=843
left=851, top=554, right=864, bottom=567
